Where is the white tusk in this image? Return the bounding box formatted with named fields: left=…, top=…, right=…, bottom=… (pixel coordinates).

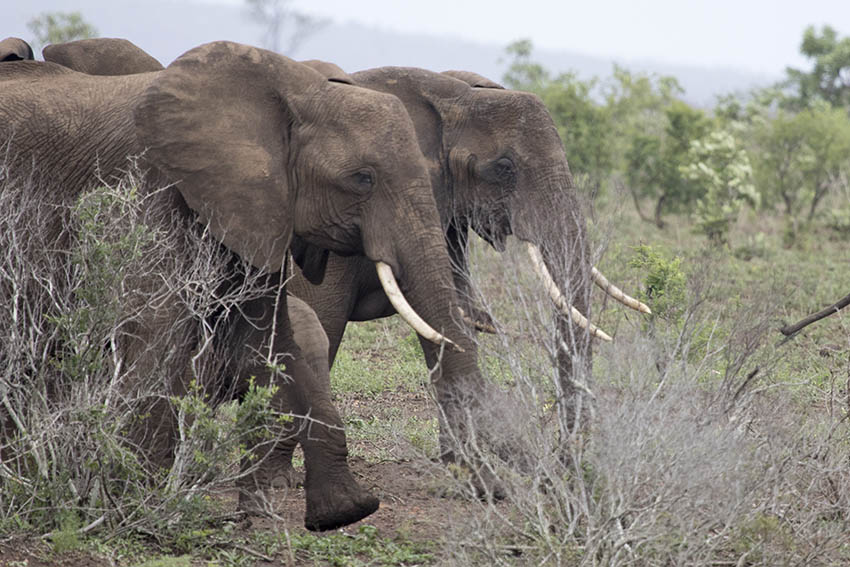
left=526, top=243, right=613, bottom=342
left=376, top=262, right=463, bottom=352
left=591, top=267, right=652, bottom=314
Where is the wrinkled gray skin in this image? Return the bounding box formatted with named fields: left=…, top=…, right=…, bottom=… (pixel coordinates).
left=0, top=37, right=33, bottom=61
left=289, top=65, right=596, bottom=461
left=0, top=41, right=475, bottom=531
left=42, top=37, right=164, bottom=74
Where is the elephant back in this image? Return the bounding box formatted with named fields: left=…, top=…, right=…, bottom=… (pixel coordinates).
left=0, top=66, right=158, bottom=194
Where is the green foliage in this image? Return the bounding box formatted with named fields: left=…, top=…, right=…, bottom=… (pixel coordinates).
left=784, top=25, right=850, bottom=110
left=48, top=186, right=157, bottom=379
left=628, top=245, right=687, bottom=322
left=50, top=510, right=82, bottom=553
left=750, top=100, right=850, bottom=242
left=624, top=98, right=711, bottom=226
left=289, top=524, right=434, bottom=566
left=170, top=377, right=286, bottom=488
left=27, top=11, right=97, bottom=51
left=681, top=130, right=758, bottom=245
left=132, top=557, right=192, bottom=567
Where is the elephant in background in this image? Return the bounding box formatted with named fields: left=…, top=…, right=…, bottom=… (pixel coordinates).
left=42, top=37, right=164, bottom=74
left=0, top=37, right=162, bottom=74
left=288, top=65, right=650, bottom=456
left=0, top=37, right=33, bottom=61
left=0, top=41, right=473, bottom=530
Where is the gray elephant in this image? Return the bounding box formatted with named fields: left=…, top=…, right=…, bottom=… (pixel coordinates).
left=0, top=37, right=33, bottom=61
left=42, top=37, right=164, bottom=74
left=0, top=41, right=474, bottom=530
left=287, top=65, right=650, bottom=455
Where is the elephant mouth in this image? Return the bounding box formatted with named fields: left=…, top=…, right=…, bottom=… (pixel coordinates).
left=524, top=242, right=651, bottom=342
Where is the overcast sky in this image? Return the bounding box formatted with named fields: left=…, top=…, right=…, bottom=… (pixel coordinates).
left=213, top=0, right=850, bottom=75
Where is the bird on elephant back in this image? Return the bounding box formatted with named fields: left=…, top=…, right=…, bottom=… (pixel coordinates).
left=0, top=38, right=481, bottom=531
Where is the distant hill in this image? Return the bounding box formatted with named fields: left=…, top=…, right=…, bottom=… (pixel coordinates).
left=8, top=0, right=776, bottom=106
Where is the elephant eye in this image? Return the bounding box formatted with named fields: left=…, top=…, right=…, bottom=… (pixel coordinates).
left=352, top=169, right=374, bottom=188
left=493, top=157, right=516, bottom=180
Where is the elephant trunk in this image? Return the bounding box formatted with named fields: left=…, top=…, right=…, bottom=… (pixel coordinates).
left=511, top=168, right=598, bottom=341
left=511, top=168, right=649, bottom=343
left=365, top=183, right=484, bottom=460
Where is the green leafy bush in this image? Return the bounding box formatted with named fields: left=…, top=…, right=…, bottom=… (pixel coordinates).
left=628, top=244, right=687, bottom=322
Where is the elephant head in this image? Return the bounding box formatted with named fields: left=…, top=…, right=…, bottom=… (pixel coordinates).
left=43, top=37, right=164, bottom=74
left=134, top=43, right=460, bottom=347
left=354, top=67, right=649, bottom=342
left=0, top=37, right=34, bottom=62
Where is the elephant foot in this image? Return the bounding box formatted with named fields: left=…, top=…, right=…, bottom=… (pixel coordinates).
left=304, top=470, right=379, bottom=531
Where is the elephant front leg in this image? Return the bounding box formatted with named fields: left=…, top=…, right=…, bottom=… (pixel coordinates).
left=235, top=355, right=379, bottom=530
left=417, top=336, right=506, bottom=500
left=233, top=294, right=378, bottom=530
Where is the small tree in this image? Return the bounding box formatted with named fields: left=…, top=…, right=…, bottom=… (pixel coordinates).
left=27, top=11, right=97, bottom=52
left=245, top=0, right=326, bottom=55
left=750, top=101, right=850, bottom=244
left=623, top=97, right=711, bottom=228
left=784, top=25, right=850, bottom=110
left=681, top=130, right=759, bottom=246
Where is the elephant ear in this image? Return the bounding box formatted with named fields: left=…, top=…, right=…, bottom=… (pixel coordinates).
left=0, top=37, right=34, bottom=61
left=441, top=70, right=504, bottom=89
left=300, top=59, right=353, bottom=84
left=135, top=41, right=325, bottom=273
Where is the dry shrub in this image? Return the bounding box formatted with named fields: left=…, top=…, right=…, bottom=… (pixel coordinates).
left=426, top=221, right=850, bottom=565
left=0, top=163, right=296, bottom=539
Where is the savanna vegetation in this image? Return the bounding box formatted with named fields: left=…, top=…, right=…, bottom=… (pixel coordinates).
left=1, top=22, right=850, bottom=567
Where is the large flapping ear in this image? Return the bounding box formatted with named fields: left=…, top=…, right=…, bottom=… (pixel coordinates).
left=43, top=38, right=163, bottom=75
left=441, top=70, right=504, bottom=89
left=0, top=37, right=34, bottom=62
left=300, top=59, right=353, bottom=84
left=135, top=41, right=326, bottom=273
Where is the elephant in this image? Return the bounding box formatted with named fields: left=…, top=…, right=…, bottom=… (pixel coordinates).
left=0, top=41, right=476, bottom=530
left=42, top=37, right=164, bottom=74
left=0, top=37, right=33, bottom=61
left=287, top=65, right=651, bottom=461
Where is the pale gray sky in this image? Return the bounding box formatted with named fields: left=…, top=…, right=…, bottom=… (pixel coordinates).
left=247, top=0, right=850, bottom=75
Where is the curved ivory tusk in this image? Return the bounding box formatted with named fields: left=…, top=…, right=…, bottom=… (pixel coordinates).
left=376, top=262, right=463, bottom=352
left=525, top=243, right=613, bottom=342
left=591, top=267, right=652, bottom=314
